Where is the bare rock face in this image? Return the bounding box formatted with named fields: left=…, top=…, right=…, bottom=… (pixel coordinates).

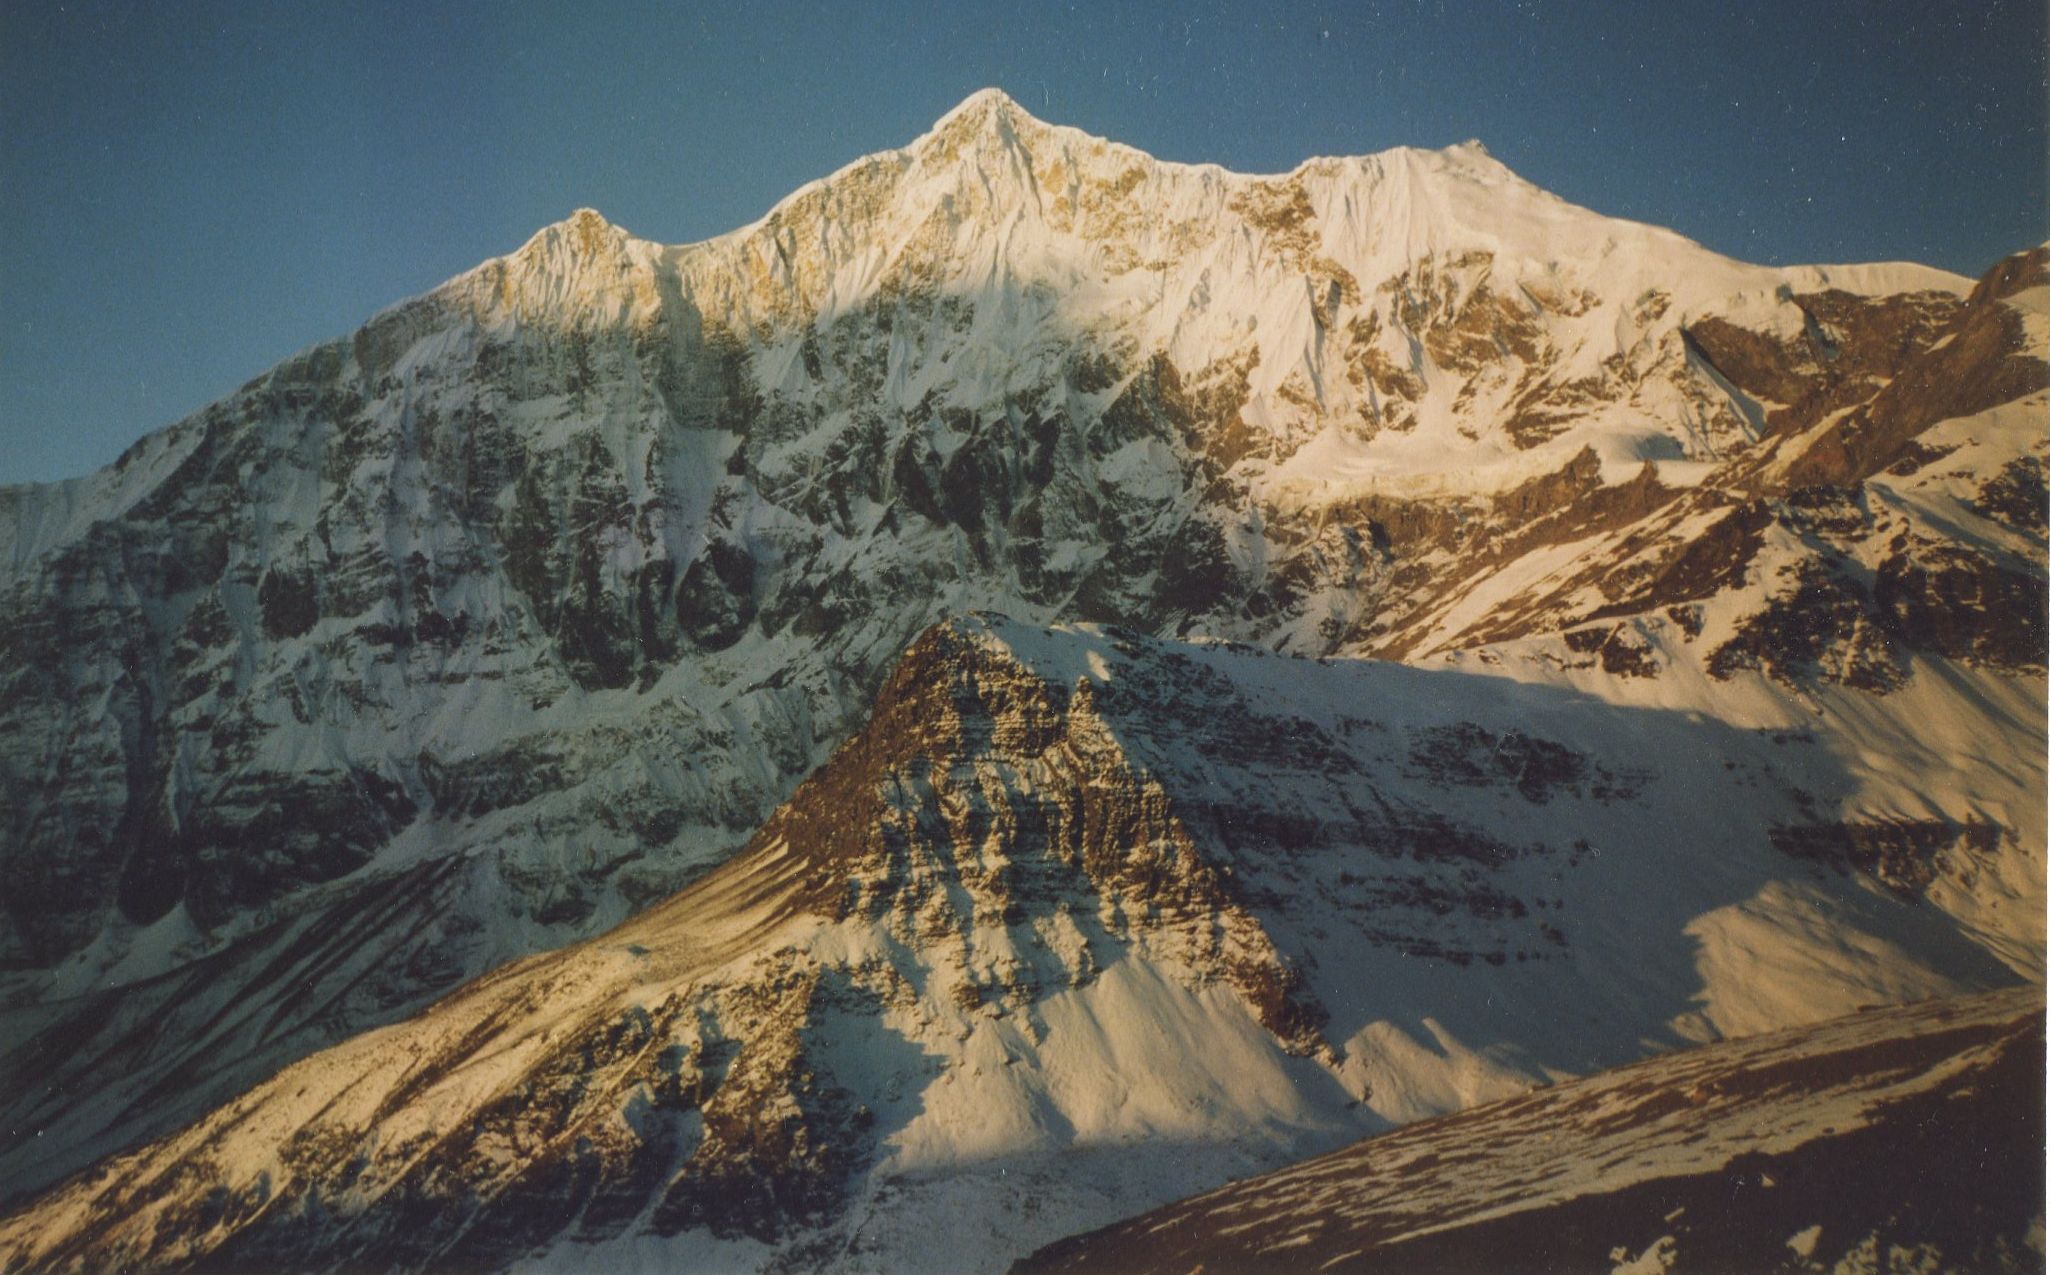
left=0, top=91, right=2042, bottom=1212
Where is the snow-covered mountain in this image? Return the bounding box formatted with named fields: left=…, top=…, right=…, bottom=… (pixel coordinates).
left=0, top=87, right=2042, bottom=1215
left=1016, top=985, right=2044, bottom=1274
left=0, top=611, right=2040, bottom=1271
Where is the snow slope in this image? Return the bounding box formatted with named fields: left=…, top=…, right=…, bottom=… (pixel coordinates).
left=1017, top=985, right=2044, bottom=1274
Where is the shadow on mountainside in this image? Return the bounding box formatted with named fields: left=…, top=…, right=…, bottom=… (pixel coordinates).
left=0, top=614, right=2038, bottom=1273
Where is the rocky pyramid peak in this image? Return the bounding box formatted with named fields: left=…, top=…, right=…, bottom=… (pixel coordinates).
left=508, top=205, right=639, bottom=265
left=897, top=86, right=1069, bottom=188
left=562, top=205, right=624, bottom=248
left=930, top=86, right=1039, bottom=131
left=438, top=203, right=663, bottom=328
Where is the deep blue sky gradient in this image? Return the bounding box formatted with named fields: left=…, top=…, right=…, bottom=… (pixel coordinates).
left=4, top=0, right=2044, bottom=485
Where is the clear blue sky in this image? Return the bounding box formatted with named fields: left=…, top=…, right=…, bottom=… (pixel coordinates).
left=3, top=0, right=2043, bottom=486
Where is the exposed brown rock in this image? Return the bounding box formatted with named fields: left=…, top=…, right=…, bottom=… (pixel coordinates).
left=1707, top=562, right=1905, bottom=692
left=1683, top=288, right=1963, bottom=447
left=1407, top=723, right=1592, bottom=803
left=1562, top=623, right=1661, bottom=678
left=1964, top=244, right=2050, bottom=305
left=1769, top=817, right=2004, bottom=898
left=1875, top=543, right=2048, bottom=670
left=1781, top=264, right=2047, bottom=488
left=1974, top=455, right=2049, bottom=535
left=1574, top=498, right=1771, bottom=624
left=758, top=623, right=1333, bottom=1054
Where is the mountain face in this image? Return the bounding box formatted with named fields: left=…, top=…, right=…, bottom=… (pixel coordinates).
left=0, top=613, right=2039, bottom=1272
left=0, top=86, right=2042, bottom=1213
left=1015, top=985, right=2045, bottom=1275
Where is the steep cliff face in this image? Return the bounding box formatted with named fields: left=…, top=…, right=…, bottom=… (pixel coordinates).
left=0, top=614, right=2037, bottom=1272
left=0, top=91, right=2041, bottom=1203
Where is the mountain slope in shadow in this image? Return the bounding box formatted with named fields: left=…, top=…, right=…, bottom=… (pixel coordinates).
left=0, top=614, right=2036, bottom=1273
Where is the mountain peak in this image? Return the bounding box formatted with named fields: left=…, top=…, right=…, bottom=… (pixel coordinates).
left=500, top=206, right=635, bottom=267
left=550, top=206, right=625, bottom=253
left=935, top=86, right=1035, bottom=128
left=916, top=86, right=1055, bottom=159
left=446, top=204, right=658, bottom=326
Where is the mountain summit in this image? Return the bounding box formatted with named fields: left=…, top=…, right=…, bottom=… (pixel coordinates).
left=0, top=93, right=2041, bottom=1254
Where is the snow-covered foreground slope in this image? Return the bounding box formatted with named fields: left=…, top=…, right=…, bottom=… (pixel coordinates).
left=1016, top=985, right=2044, bottom=1275
left=0, top=614, right=2037, bottom=1273
left=0, top=88, right=2042, bottom=1203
